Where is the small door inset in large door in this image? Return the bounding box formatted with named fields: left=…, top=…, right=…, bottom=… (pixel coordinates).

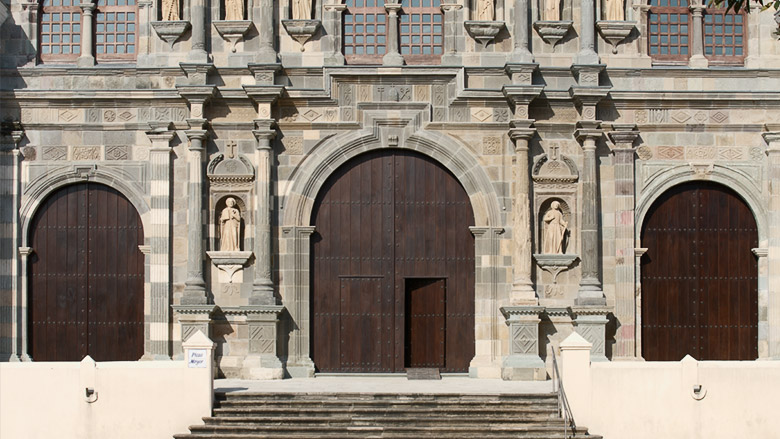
left=405, top=278, right=445, bottom=368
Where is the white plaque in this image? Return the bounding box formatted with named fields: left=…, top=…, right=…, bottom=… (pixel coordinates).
left=187, top=349, right=208, bottom=368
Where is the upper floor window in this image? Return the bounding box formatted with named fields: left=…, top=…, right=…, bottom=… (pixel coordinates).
left=95, top=0, right=137, bottom=60
left=39, top=0, right=82, bottom=62
left=647, top=0, right=745, bottom=65
left=343, top=0, right=443, bottom=65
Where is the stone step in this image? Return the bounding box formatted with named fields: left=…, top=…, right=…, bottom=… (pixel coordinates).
left=216, top=393, right=558, bottom=403
left=216, top=399, right=559, bottom=408
left=179, top=424, right=584, bottom=437
left=213, top=406, right=559, bottom=417
left=176, top=433, right=592, bottom=439
left=202, top=415, right=562, bottom=426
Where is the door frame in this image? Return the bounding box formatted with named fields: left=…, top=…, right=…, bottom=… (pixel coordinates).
left=635, top=165, right=767, bottom=360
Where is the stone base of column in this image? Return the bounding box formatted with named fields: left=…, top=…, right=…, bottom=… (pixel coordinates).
left=500, top=306, right=546, bottom=381
left=570, top=306, right=610, bottom=362
left=286, top=356, right=316, bottom=378
left=76, top=55, right=95, bottom=67
left=241, top=305, right=285, bottom=380
left=324, top=52, right=346, bottom=66
left=383, top=52, right=404, bottom=66
left=508, top=49, right=534, bottom=64
left=689, top=54, right=708, bottom=68
left=173, top=305, right=216, bottom=360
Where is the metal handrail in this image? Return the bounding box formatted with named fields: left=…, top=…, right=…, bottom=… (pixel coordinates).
left=551, top=348, right=577, bottom=438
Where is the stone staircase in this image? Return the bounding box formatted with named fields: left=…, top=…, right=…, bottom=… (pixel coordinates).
left=174, top=392, right=601, bottom=438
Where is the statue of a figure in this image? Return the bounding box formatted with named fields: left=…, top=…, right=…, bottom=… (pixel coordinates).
left=542, top=201, right=567, bottom=254
left=292, top=0, right=312, bottom=20
left=604, top=0, right=624, bottom=20
left=161, top=0, right=180, bottom=20
left=476, top=0, right=495, bottom=21
left=225, top=0, right=244, bottom=20
left=543, top=0, right=560, bottom=21
left=219, top=198, right=241, bottom=252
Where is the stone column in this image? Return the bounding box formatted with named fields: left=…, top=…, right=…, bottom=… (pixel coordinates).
left=575, top=122, right=606, bottom=305
left=634, top=247, right=647, bottom=358
left=510, top=0, right=534, bottom=63
left=689, top=0, right=708, bottom=68
left=763, top=130, right=780, bottom=359
left=1, top=127, right=24, bottom=361
left=16, top=247, right=33, bottom=361
left=323, top=2, right=346, bottom=65
left=144, top=125, right=177, bottom=359
left=608, top=126, right=640, bottom=359
left=575, top=0, right=600, bottom=64
left=570, top=306, right=609, bottom=361
left=77, top=2, right=96, bottom=67
left=250, top=119, right=276, bottom=305
left=253, top=0, right=277, bottom=63
left=182, top=120, right=209, bottom=306
left=509, top=121, right=538, bottom=305
left=501, top=306, right=546, bottom=380
left=440, top=3, right=463, bottom=65
left=188, top=0, right=208, bottom=62
left=383, top=3, right=404, bottom=65
left=283, top=226, right=316, bottom=377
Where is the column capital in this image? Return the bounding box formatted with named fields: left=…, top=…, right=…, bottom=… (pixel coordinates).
left=185, top=128, right=208, bottom=149
left=385, top=2, right=402, bottom=12
left=762, top=129, right=780, bottom=151
left=79, top=2, right=95, bottom=13
left=18, top=247, right=33, bottom=257
left=253, top=119, right=277, bottom=149
left=575, top=121, right=603, bottom=144
left=440, top=2, right=463, bottom=12
left=146, top=123, right=177, bottom=146
left=177, top=84, right=217, bottom=104
left=324, top=2, right=348, bottom=11
left=607, top=124, right=640, bottom=149
left=186, top=117, right=208, bottom=130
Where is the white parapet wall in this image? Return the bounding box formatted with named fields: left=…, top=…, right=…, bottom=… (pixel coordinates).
left=560, top=332, right=780, bottom=439
left=0, top=331, right=214, bottom=439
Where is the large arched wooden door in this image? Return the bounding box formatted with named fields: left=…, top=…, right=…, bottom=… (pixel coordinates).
left=28, top=183, right=145, bottom=361
left=641, top=182, right=758, bottom=361
left=311, top=150, right=475, bottom=373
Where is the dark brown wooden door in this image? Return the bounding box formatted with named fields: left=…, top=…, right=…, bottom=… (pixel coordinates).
left=311, top=150, right=475, bottom=373
left=641, top=182, right=758, bottom=361
left=405, top=278, right=445, bottom=368
left=29, top=183, right=145, bottom=361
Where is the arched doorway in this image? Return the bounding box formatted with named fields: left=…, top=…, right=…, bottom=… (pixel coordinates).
left=28, top=183, right=145, bottom=361
left=641, top=181, right=758, bottom=361
left=311, top=150, right=475, bottom=373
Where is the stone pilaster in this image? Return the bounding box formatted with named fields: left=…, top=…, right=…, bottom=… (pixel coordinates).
left=501, top=306, right=546, bottom=380
left=172, top=304, right=216, bottom=359
left=241, top=306, right=285, bottom=379
left=608, top=126, right=640, bottom=359
left=440, top=3, right=463, bottom=65
left=251, top=119, right=276, bottom=305
left=689, top=0, right=708, bottom=68
left=634, top=247, right=647, bottom=358
left=383, top=3, right=404, bottom=66
left=77, top=2, right=96, bottom=67
left=510, top=0, right=534, bottom=63
left=0, top=125, right=23, bottom=361
left=254, top=0, right=277, bottom=63
left=575, top=0, right=599, bottom=64
left=16, top=247, right=32, bottom=361
left=182, top=120, right=208, bottom=305
left=574, top=121, right=605, bottom=306
left=144, top=124, right=177, bottom=359
left=763, top=130, right=780, bottom=359
left=188, top=0, right=208, bottom=62
left=509, top=121, right=538, bottom=305
left=323, top=2, right=346, bottom=65
left=282, top=226, right=316, bottom=378
left=570, top=306, right=610, bottom=361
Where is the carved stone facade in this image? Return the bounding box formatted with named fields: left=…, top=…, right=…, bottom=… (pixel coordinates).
left=1, top=0, right=779, bottom=381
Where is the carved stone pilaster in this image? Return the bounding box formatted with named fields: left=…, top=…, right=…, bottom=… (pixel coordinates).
left=501, top=306, right=546, bottom=380
left=570, top=306, right=611, bottom=361
left=689, top=2, right=708, bottom=68
left=172, top=304, right=216, bottom=359
left=510, top=0, right=534, bottom=62
left=250, top=119, right=277, bottom=305
left=509, top=120, right=538, bottom=305
left=323, top=3, right=347, bottom=65
left=575, top=0, right=599, bottom=64
left=182, top=120, right=209, bottom=305
left=763, top=129, right=780, bottom=359
left=77, top=3, right=96, bottom=67
left=440, top=3, right=463, bottom=65
left=383, top=3, right=404, bottom=65
left=242, top=305, right=285, bottom=379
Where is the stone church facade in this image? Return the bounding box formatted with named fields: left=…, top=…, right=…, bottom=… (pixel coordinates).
left=1, top=0, right=779, bottom=379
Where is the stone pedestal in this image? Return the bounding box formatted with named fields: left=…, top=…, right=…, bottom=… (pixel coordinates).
left=173, top=305, right=216, bottom=359
left=500, top=306, right=546, bottom=380
left=241, top=305, right=285, bottom=379
left=570, top=306, right=610, bottom=362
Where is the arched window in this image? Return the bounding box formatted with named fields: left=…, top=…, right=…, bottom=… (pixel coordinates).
left=39, top=0, right=82, bottom=62
left=95, top=0, right=137, bottom=60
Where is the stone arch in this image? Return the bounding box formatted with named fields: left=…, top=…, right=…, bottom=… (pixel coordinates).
left=20, top=165, right=151, bottom=247
left=282, top=129, right=502, bottom=229
left=636, top=164, right=767, bottom=244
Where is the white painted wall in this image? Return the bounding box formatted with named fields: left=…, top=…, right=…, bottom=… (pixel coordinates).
left=560, top=333, right=780, bottom=439
left=0, top=331, right=213, bottom=439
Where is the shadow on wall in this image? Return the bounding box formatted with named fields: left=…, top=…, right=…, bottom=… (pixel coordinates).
left=0, top=0, right=34, bottom=90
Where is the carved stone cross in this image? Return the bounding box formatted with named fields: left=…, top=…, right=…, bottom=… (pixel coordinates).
left=225, top=141, right=237, bottom=159
left=548, top=143, right=560, bottom=161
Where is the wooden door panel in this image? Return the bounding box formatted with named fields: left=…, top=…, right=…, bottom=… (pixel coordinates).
left=340, top=277, right=384, bottom=371
left=642, top=182, right=757, bottom=361
left=312, top=150, right=474, bottom=373
left=405, top=278, right=445, bottom=368
left=29, top=183, right=143, bottom=362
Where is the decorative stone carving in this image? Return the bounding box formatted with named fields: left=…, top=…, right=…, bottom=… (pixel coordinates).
left=206, top=250, right=253, bottom=283
left=72, top=146, right=101, bottom=160
left=542, top=201, right=567, bottom=254
left=207, top=147, right=255, bottom=188
left=532, top=143, right=579, bottom=184
left=281, top=19, right=321, bottom=51
left=213, top=20, right=253, bottom=53
left=464, top=20, right=505, bottom=48
left=219, top=198, right=241, bottom=252
left=596, top=21, right=636, bottom=54
left=533, top=21, right=573, bottom=50
left=151, top=21, right=191, bottom=48
left=500, top=306, right=546, bottom=381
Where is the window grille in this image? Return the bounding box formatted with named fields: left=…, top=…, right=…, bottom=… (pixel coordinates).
left=647, top=0, right=690, bottom=62
left=399, top=0, right=443, bottom=65
left=96, top=0, right=137, bottom=60
left=703, top=8, right=745, bottom=64
left=344, top=0, right=387, bottom=64
left=39, top=0, right=82, bottom=62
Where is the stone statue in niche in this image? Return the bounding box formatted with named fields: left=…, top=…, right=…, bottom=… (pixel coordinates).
left=292, top=0, right=312, bottom=20
left=476, top=0, right=495, bottom=20
left=161, top=0, right=180, bottom=20
left=219, top=198, right=241, bottom=252
left=225, top=0, right=244, bottom=20
left=542, top=201, right=567, bottom=254
left=543, top=0, right=560, bottom=20
left=603, top=0, right=624, bottom=20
